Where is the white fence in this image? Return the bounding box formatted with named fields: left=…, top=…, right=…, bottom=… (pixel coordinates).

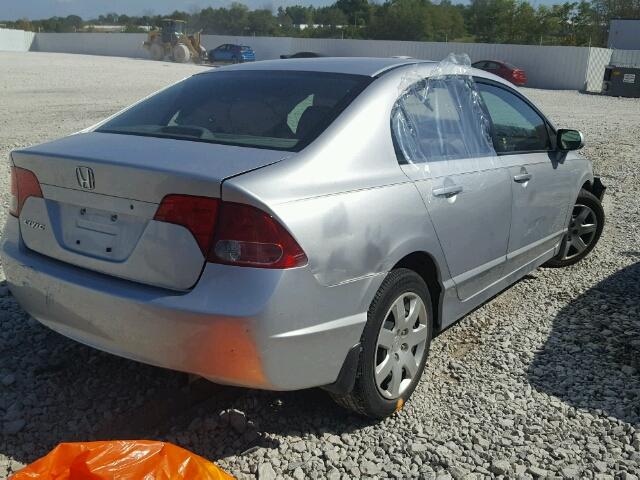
left=0, top=28, right=36, bottom=52
left=585, top=47, right=613, bottom=92
left=3, top=30, right=640, bottom=91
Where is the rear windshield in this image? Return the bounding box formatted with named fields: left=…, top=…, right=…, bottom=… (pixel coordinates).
left=96, top=70, right=371, bottom=151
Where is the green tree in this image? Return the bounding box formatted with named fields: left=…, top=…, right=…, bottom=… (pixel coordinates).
left=285, top=6, right=315, bottom=25
left=368, top=0, right=434, bottom=40
left=315, top=7, right=349, bottom=27
left=248, top=9, right=278, bottom=35
left=335, top=0, right=370, bottom=25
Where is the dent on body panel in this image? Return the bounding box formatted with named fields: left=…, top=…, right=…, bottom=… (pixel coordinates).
left=321, top=202, right=386, bottom=285
left=275, top=183, right=433, bottom=287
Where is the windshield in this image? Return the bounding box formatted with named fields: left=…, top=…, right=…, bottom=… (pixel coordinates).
left=96, top=70, right=371, bottom=151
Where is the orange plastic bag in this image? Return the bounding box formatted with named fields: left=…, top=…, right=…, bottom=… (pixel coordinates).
left=11, top=440, right=234, bottom=480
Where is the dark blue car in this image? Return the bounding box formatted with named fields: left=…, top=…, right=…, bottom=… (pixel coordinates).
left=208, top=44, right=256, bottom=63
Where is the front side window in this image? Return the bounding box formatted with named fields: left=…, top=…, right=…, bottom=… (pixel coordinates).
left=391, top=75, right=494, bottom=164
left=97, top=71, right=370, bottom=151
left=477, top=83, right=551, bottom=153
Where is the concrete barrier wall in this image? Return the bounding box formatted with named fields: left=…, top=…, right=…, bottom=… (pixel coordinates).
left=33, top=32, right=149, bottom=58
left=19, top=31, right=624, bottom=90
left=0, top=28, right=36, bottom=52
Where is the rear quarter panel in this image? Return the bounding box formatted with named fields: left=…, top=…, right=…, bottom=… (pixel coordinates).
left=221, top=68, right=452, bottom=292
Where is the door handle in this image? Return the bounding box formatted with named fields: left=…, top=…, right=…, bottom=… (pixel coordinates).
left=432, top=185, right=463, bottom=198
left=513, top=173, right=532, bottom=183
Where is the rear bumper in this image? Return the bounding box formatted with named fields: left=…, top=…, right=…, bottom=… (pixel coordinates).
left=1, top=216, right=378, bottom=390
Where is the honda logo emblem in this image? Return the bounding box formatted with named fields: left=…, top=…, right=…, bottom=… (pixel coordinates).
left=76, top=166, right=95, bottom=190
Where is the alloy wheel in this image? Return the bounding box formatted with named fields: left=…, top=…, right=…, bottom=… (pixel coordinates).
left=561, top=203, right=598, bottom=260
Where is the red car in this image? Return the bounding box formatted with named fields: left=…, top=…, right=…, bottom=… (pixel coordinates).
left=472, top=60, right=528, bottom=86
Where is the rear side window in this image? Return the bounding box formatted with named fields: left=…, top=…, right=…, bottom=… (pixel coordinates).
left=391, top=76, right=494, bottom=164
left=97, top=71, right=370, bottom=151
left=477, top=83, right=550, bottom=153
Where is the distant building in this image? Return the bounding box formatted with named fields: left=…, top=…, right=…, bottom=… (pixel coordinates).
left=79, top=25, right=152, bottom=33
left=81, top=25, right=126, bottom=33
left=608, top=19, right=640, bottom=49
left=293, top=24, right=347, bottom=30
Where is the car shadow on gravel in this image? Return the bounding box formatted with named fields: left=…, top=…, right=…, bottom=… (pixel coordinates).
left=528, top=262, right=640, bottom=425
left=151, top=385, right=380, bottom=462
left=0, top=289, right=375, bottom=468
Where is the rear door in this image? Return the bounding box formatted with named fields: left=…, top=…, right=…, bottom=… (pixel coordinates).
left=476, top=80, right=575, bottom=273
left=221, top=45, right=233, bottom=61
left=483, top=61, right=500, bottom=75
left=394, top=75, right=512, bottom=301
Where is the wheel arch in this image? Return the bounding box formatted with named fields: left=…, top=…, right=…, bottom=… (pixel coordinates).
left=576, top=170, right=595, bottom=199
left=391, top=251, right=444, bottom=332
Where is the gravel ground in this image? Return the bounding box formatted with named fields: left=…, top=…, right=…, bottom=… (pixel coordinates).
left=0, top=52, right=638, bottom=480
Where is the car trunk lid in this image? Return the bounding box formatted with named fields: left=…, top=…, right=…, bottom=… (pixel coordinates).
left=12, top=132, right=287, bottom=290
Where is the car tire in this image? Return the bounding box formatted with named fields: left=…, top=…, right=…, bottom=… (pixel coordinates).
left=172, top=44, right=191, bottom=63
left=330, top=268, right=433, bottom=419
left=544, top=188, right=604, bottom=268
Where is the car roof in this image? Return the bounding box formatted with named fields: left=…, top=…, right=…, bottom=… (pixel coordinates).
left=207, top=57, right=434, bottom=77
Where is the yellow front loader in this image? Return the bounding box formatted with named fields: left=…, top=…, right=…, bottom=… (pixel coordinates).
left=143, top=19, right=207, bottom=64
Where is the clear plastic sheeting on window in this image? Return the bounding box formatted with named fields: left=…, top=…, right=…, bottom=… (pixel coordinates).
left=391, top=53, right=496, bottom=175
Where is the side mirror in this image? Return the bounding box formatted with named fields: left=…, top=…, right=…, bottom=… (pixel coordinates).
left=557, top=129, right=584, bottom=151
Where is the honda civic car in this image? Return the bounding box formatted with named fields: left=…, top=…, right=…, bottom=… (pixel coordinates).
left=472, top=60, right=528, bottom=86
left=2, top=58, right=604, bottom=418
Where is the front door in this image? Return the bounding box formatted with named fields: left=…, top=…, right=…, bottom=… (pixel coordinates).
left=476, top=81, right=575, bottom=273
left=393, top=75, right=512, bottom=301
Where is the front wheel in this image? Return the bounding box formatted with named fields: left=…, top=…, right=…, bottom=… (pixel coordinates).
left=544, top=189, right=604, bottom=268
left=331, top=268, right=432, bottom=418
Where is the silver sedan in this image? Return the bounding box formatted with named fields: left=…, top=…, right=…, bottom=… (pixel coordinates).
left=1, top=57, right=605, bottom=418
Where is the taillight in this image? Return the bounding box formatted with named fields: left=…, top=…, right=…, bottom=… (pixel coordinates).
left=10, top=166, right=43, bottom=217
left=154, top=195, right=219, bottom=255
left=153, top=196, right=307, bottom=269
left=209, top=202, right=307, bottom=269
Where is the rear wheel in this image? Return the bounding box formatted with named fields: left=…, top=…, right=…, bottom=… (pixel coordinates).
left=331, top=269, right=432, bottom=418
left=544, top=189, right=604, bottom=268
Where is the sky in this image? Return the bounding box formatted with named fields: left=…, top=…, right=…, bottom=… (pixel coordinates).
left=3, top=0, right=554, bottom=20
left=3, top=0, right=332, bottom=20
